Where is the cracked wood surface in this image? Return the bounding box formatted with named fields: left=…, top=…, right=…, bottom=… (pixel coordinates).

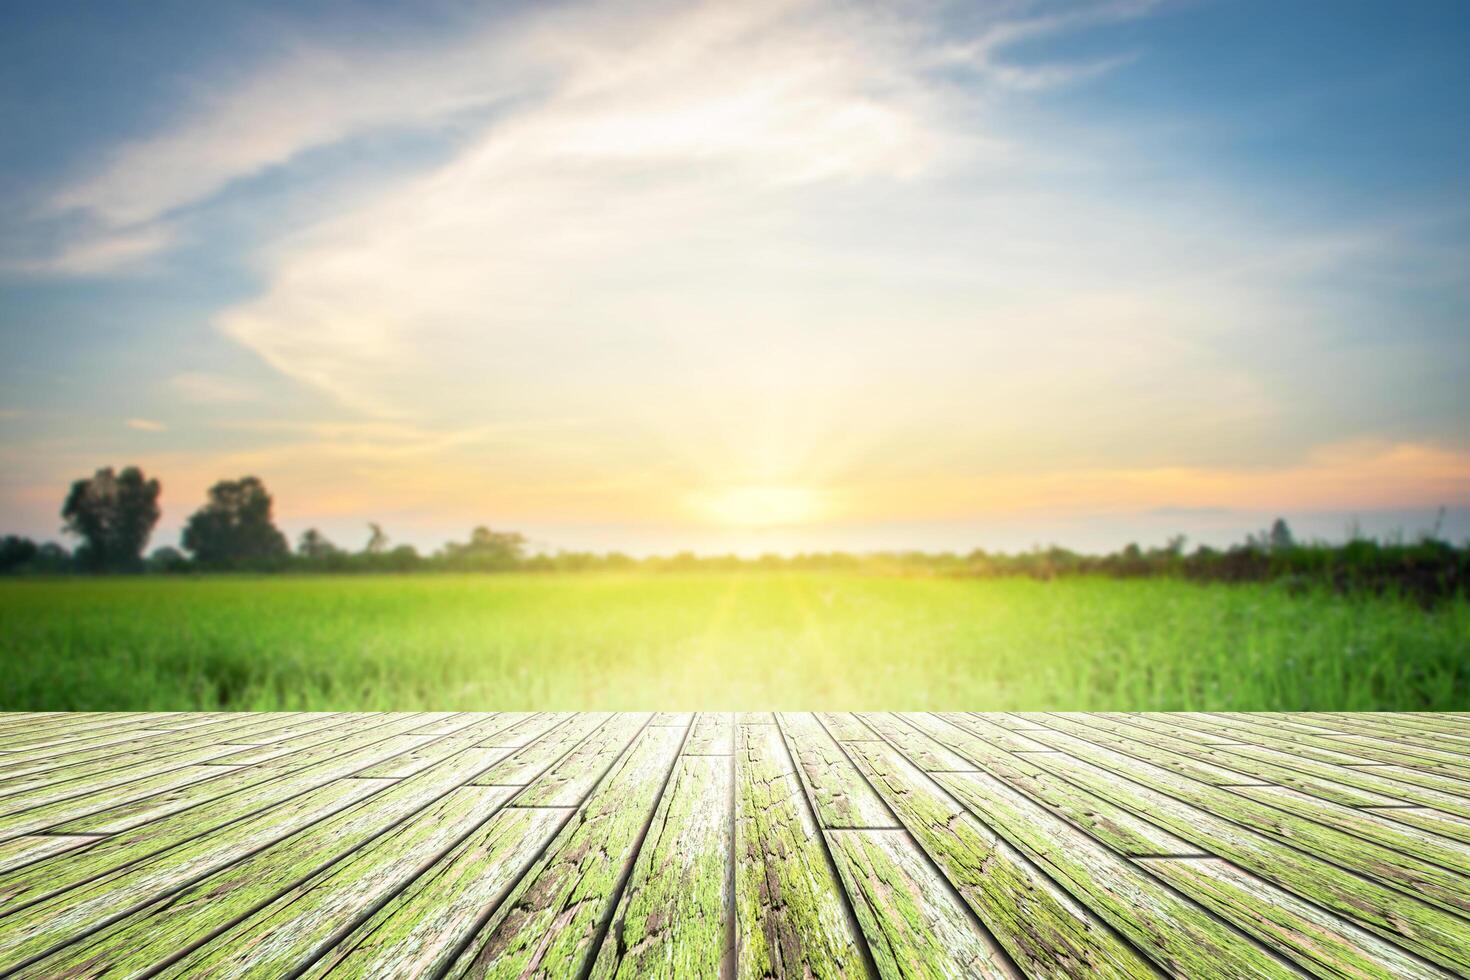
left=1, top=712, right=1468, bottom=978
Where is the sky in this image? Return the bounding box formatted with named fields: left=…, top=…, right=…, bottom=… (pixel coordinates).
left=1, top=0, right=1468, bottom=556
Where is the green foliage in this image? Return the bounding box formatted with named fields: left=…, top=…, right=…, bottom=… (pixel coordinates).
left=0, top=535, right=39, bottom=572
left=0, top=573, right=1464, bottom=711
left=60, top=466, right=161, bottom=572
left=182, top=476, right=289, bottom=569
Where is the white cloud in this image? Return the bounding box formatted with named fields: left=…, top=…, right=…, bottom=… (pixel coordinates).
left=167, top=372, right=261, bottom=405
left=7, top=224, right=178, bottom=277
left=18, top=0, right=1447, bottom=514
left=126, top=418, right=167, bottom=432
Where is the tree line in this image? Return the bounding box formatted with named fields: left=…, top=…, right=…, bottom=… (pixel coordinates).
left=0, top=465, right=1465, bottom=603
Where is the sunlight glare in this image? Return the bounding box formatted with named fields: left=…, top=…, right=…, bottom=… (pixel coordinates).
left=696, top=486, right=822, bottom=528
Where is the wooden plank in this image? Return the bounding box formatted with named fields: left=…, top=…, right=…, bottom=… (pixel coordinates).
left=9, top=743, right=516, bottom=978
left=848, top=713, right=974, bottom=771
left=0, top=714, right=350, bottom=811
left=777, top=713, right=895, bottom=829
left=155, top=785, right=520, bottom=978
left=476, top=712, right=574, bottom=748
left=0, top=764, right=252, bottom=842
left=985, top=714, right=1053, bottom=732
left=947, top=713, right=1059, bottom=753
left=1228, top=784, right=1470, bottom=875
left=0, top=713, right=345, bottom=786
left=506, top=713, right=651, bottom=806
left=442, top=725, right=686, bottom=979
left=589, top=754, right=733, bottom=977
left=1086, top=714, right=1412, bottom=808
left=1368, top=806, right=1470, bottom=846
left=0, top=776, right=393, bottom=973
left=472, top=712, right=610, bottom=786
left=1271, top=714, right=1470, bottom=755
left=1102, top=713, right=1250, bottom=745
left=354, top=715, right=552, bottom=778
left=909, top=714, right=1203, bottom=857
left=1149, top=716, right=1470, bottom=804
left=815, top=713, right=879, bottom=742
left=926, top=763, right=1292, bottom=977
left=824, top=829, right=1016, bottom=978
left=0, top=728, right=179, bottom=779
left=297, top=807, right=568, bottom=978
left=1014, top=747, right=1470, bottom=973
left=0, top=732, right=436, bottom=916
left=1026, top=723, right=1470, bottom=917
left=290, top=719, right=614, bottom=977
left=732, top=723, right=868, bottom=980
left=2, top=714, right=438, bottom=840
left=1181, top=714, right=1470, bottom=778
left=685, top=712, right=735, bottom=755
left=844, top=739, right=1158, bottom=979
left=1031, top=714, right=1273, bottom=786
left=0, top=833, right=101, bottom=875
left=1137, top=857, right=1455, bottom=980
left=0, top=713, right=179, bottom=752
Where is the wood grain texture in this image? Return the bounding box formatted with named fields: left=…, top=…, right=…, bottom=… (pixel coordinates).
left=3, top=711, right=1469, bottom=978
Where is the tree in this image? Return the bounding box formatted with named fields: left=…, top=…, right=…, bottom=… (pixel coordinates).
left=298, top=528, right=340, bottom=561
left=182, top=476, right=289, bottom=568
left=145, top=546, right=188, bottom=573
left=365, top=523, right=389, bottom=555
left=0, top=535, right=39, bottom=573
left=61, top=466, right=161, bottom=572
left=441, top=526, right=527, bottom=570
left=1268, top=518, right=1295, bottom=552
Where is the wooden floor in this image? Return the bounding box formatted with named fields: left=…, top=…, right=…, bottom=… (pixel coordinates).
left=1, top=714, right=1468, bottom=978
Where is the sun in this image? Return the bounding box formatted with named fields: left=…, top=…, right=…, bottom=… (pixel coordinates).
left=695, top=485, right=822, bottom=529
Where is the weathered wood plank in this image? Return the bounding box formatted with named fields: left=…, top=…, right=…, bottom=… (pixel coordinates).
left=0, top=777, right=392, bottom=973
left=589, top=754, right=732, bottom=978
left=733, top=723, right=868, bottom=980
left=1027, top=722, right=1470, bottom=917
left=1368, top=806, right=1470, bottom=846
left=1229, top=784, right=1470, bottom=875
left=0, top=833, right=102, bottom=875
left=825, top=829, right=1017, bottom=978
left=844, top=739, right=1158, bottom=979
left=900, top=713, right=1204, bottom=856
left=849, top=713, right=974, bottom=771
left=507, top=712, right=651, bottom=806
left=686, top=712, right=735, bottom=754
left=778, top=713, right=896, bottom=829
left=9, top=743, right=515, bottom=978
left=928, top=763, right=1294, bottom=977
left=156, top=785, right=520, bottom=979
left=1178, top=714, right=1470, bottom=778
left=1029, top=714, right=1273, bottom=786
left=1136, top=857, right=1455, bottom=980
left=0, top=713, right=179, bottom=752
left=2, top=713, right=439, bottom=841
left=298, top=806, right=567, bottom=978
left=1014, top=747, right=1470, bottom=973
left=1084, top=714, right=1412, bottom=808
left=816, top=713, right=880, bottom=742
left=472, top=712, right=610, bottom=786
left=442, top=724, right=686, bottom=979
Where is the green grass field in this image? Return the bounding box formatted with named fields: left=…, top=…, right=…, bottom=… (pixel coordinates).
left=2, top=572, right=1466, bottom=711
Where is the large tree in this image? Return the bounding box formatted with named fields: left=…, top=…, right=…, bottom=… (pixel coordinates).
left=61, top=466, right=161, bottom=572
left=182, top=476, right=289, bottom=568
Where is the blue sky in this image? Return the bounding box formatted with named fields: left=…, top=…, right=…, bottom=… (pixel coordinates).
left=2, top=0, right=1468, bottom=555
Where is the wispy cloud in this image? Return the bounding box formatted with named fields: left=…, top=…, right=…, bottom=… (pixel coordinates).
left=167, top=372, right=261, bottom=405
left=125, top=418, right=167, bottom=433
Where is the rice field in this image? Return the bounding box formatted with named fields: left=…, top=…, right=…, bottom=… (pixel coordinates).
left=1, top=572, right=1466, bottom=711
